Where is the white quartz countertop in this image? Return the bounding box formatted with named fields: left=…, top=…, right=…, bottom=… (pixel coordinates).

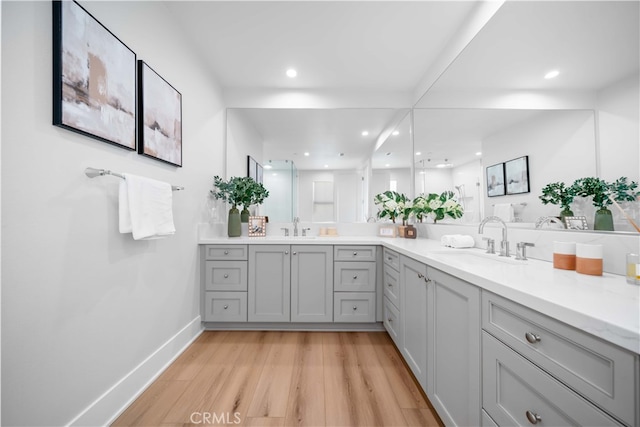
left=199, top=236, right=640, bottom=354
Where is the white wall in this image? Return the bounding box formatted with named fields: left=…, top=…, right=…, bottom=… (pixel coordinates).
left=226, top=110, right=264, bottom=179
left=482, top=110, right=596, bottom=223
left=596, top=72, right=640, bottom=183
left=1, top=2, right=224, bottom=425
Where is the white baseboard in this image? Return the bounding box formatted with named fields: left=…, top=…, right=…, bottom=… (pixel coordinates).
left=67, top=316, right=203, bottom=426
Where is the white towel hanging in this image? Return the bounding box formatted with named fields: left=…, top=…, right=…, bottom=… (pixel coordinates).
left=119, top=173, right=176, bottom=240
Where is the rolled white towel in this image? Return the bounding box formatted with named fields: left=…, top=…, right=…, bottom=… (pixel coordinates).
left=449, top=234, right=475, bottom=248
left=440, top=235, right=453, bottom=246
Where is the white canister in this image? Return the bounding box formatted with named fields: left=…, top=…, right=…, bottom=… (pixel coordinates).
left=553, top=241, right=576, bottom=270
left=576, top=243, right=603, bottom=276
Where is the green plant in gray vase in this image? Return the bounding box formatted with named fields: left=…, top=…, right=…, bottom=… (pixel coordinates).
left=572, top=177, right=612, bottom=230
left=210, top=176, right=270, bottom=237
left=539, top=182, right=576, bottom=221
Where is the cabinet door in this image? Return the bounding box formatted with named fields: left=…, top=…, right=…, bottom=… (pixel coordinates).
left=248, top=245, right=291, bottom=322
left=291, top=245, right=333, bottom=322
left=426, top=267, right=481, bottom=427
left=400, top=255, right=428, bottom=389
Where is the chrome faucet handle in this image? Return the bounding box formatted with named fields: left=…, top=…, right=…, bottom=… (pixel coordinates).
left=516, top=242, right=535, bottom=260
left=280, top=227, right=290, bottom=237
left=302, top=227, right=311, bottom=237
left=482, top=237, right=495, bottom=254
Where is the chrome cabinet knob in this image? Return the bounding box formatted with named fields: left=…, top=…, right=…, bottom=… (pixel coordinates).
left=387, top=283, right=392, bottom=287
left=417, top=273, right=424, bottom=279
left=387, top=318, right=392, bottom=322
left=525, top=332, right=541, bottom=344
left=223, top=305, right=229, bottom=310
left=353, top=275, right=358, bottom=280
left=224, top=251, right=229, bottom=255
left=525, top=410, right=541, bottom=424
left=353, top=306, right=358, bottom=311
left=353, top=252, right=358, bottom=256
left=223, top=274, right=229, bottom=278
left=285, top=251, right=289, bottom=255
left=293, top=251, right=297, bottom=255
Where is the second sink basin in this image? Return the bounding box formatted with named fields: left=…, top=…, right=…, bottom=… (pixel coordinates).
left=429, top=249, right=527, bottom=265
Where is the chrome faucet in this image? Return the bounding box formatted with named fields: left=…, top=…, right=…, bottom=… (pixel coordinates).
left=293, top=217, right=300, bottom=237
left=478, top=216, right=510, bottom=257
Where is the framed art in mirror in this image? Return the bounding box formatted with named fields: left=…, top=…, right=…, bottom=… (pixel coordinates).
left=505, top=155, right=530, bottom=195
left=247, top=156, right=258, bottom=181
left=138, top=60, right=182, bottom=167
left=486, top=163, right=505, bottom=197
left=52, top=0, right=136, bottom=150
left=248, top=216, right=266, bottom=237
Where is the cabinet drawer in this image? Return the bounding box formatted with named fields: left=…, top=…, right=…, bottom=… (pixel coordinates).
left=383, top=263, right=400, bottom=307
left=483, top=331, right=622, bottom=426
left=383, top=247, right=399, bottom=271
left=204, top=245, right=248, bottom=261
left=334, top=245, right=377, bottom=262
left=483, top=292, right=637, bottom=426
left=204, top=261, right=247, bottom=291
left=383, top=296, right=401, bottom=347
left=334, top=292, right=376, bottom=322
left=203, top=292, right=247, bottom=322
left=334, top=261, right=376, bottom=292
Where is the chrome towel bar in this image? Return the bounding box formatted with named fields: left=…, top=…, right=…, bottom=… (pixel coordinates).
left=84, top=167, right=184, bottom=191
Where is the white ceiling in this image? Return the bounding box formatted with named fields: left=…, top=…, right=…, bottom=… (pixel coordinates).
left=166, top=1, right=639, bottom=171
left=165, top=1, right=477, bottom=91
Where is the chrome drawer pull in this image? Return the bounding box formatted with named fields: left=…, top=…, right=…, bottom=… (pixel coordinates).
left=424, top=276, right=431, bottom=283
left=353, top=252, right=358, bottom=256
left=353, top=306, right=358, bottom=311
left=417, top=273, right=424, bottom=279
left=387, top=283, right=392, bottom=287
left=224, top=250, right=229, bottom=255
left=525, top=410, right=541, bottom=424
left=387, top=257, right=393, bottom=261
left=525, top=332, right=541, bottom=344
left=353, top=275, right=358, bottom=280
left=387, top=318, right=392, bottom=322
left=223, top=305, right=229, bottom=310
left=223, top=274, right=229, bottom=278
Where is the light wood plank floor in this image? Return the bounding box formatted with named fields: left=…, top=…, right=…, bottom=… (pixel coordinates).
left=112, top=331, right=442, bottom=427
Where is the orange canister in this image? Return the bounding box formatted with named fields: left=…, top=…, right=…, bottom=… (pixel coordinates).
left=553, top=241, right=576, bottom=270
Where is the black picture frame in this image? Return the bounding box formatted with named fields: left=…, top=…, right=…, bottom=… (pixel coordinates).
left=52, top=0, right=137, bottom=150
left=137, top=60, right=183, bottom=167
left=486, top=163, right=505, bottom=197
left=505, top=155, right=530, bottom=195
left=256, top=163, right=263, bottom=184
left=247, top=156, right=258, bottom=181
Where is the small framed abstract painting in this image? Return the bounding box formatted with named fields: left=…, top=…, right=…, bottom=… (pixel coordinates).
left=52, top=0, right=136, bottom=150
left=486, top=163, right=505, bottom=197
left=248, top=216, right=267, bottom=237
left=138, top=60, right=183, bottom=167
left=505, top=155, right=530, bottom=195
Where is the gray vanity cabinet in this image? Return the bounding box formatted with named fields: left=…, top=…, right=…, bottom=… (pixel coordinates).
left=383, top=248, right=401, bottom=347
left=291, top=245, right=333, bottom=322
left=426, top=267, right=481, bottom=427
left=248, top=245, right=291, bottom=322
left=399, top=254, right=429, bottom=389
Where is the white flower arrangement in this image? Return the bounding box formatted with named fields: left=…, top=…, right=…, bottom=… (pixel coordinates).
left=413, top=191, right=463, bottom=223
left=374, top=191, right=411, bottom=223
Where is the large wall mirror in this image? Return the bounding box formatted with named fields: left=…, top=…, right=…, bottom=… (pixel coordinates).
left=226, top=108, right=411, bottom=223
left=414, top=1, right=639, bottom=232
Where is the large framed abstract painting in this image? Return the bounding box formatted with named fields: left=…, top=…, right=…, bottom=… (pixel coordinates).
left=505, top=155, right=530, bottom=195
left=137, top=60, right=183, bottom=167
left=52, top=0, right=136, bottom=150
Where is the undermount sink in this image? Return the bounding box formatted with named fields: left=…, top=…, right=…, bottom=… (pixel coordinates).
left=430, top=249, right=526, bottom=265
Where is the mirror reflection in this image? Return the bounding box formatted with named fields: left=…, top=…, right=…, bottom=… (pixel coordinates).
left=226, top=108, right=411, bottom=223
left=414, top=0, right=638, bottom=232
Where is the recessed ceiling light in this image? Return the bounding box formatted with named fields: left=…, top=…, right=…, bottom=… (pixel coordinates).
left=361, top=131, right=369, bottom=136
left=264, top=164, right=272, bottom=169
left=416, top=152, right=422, bottom=156
left=476, top=151, right=482, bottom=156
left=324, top=164, right=329, bottom=168
left=544, top=70, right=559, bottom=79
left=286, top=68, right=297, bottom=78
left=303, top=152, right=310, bottom=156
left=392, top=130, right=400, bottom=136
left=385, top=164, right=390, bottom=167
